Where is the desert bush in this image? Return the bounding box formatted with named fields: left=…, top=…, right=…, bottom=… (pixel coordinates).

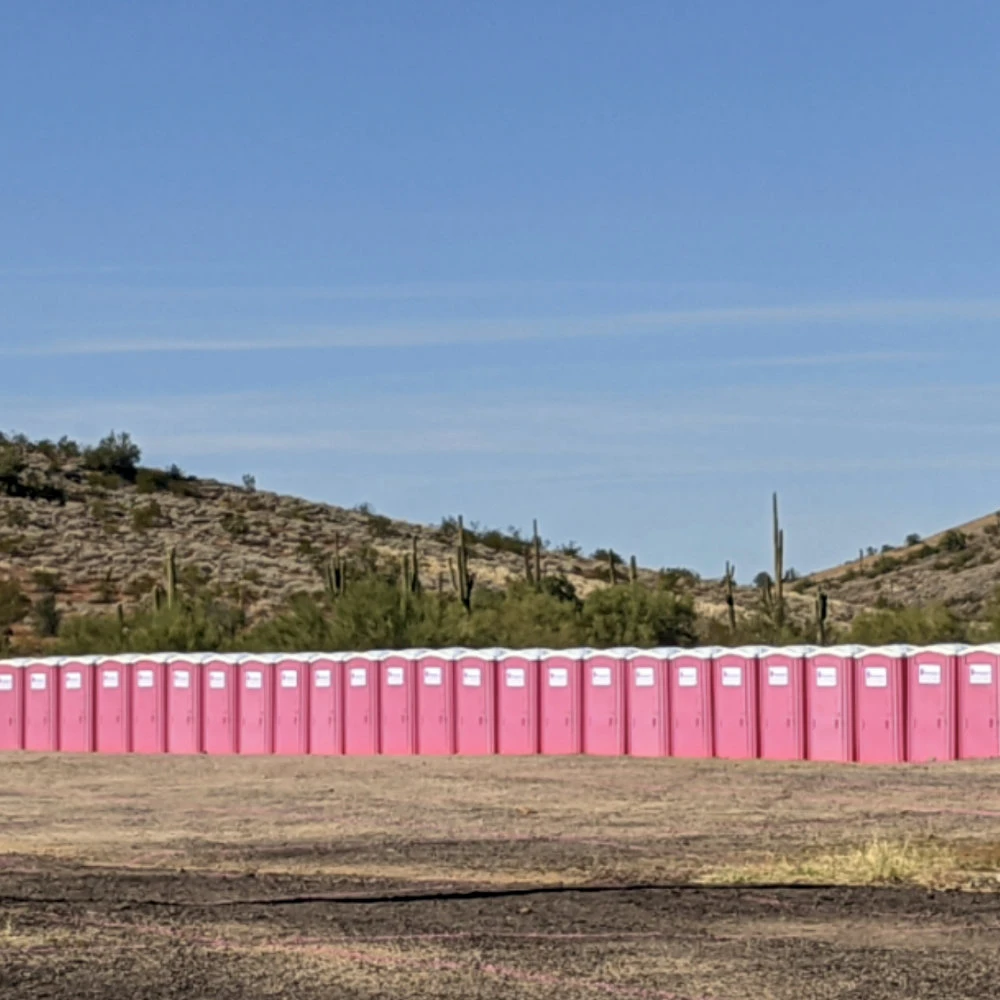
left=941, top=529, right=968, bottom=552
left=847, top=604, right=967, bottom=645
left=32, top=594, right=62, bottom=638
left=82, top=431, right=141, bottom=482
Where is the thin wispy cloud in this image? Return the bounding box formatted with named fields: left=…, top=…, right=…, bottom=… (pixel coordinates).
left=2, top=296, right=996, bottom=356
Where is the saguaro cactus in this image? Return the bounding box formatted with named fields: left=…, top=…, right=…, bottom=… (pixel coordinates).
left=815, top=590, right=829, bottom=644
left=723, top=561, right=737, bottom=633
left=165, top=546, right=178, bottom=609
left=533, top=519, right=542, bottom=584
left=629, top=555, right=638, bottom=584
left=772, top=492, right=785, bottom=628
left=448, top=515, right=475, bottom=612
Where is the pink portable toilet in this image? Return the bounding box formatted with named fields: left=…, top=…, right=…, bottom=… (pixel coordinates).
left=758, top=646, right=811, bottom=761
left=583, top=649, right=630, bottom=756
left=379, top=650, right=420, bottom=756
left=957, top=645, right=1000, bottom=759
left=23, top=659, right=59, bottom=752
left=667, top=649, right=716, bottom=758
left=0, top=660, right=25, bottom=751
left=343, top=653, right=381, bottom=755
left=166, top=657, right=201, bottom=753
left=58, top=657, right=97, bottom=753
left=805, top=646, right=860, bottom=762
left=307, top=653, right=344, bottom=755
left=907, top=645, right=961, bottom=763
left=273, top=655, right=309, bottom=755
left=23, top=660, right=60, bottom=752
left=712, top=647, right=763, bottom=759
left=238, top=655, right=275, bottom=755
left=201, top=655, right=238, bottom=755
left=95, top=657, right=131, bottom=753
left=497, top=650, right=542, bottom=755
left=417, top=648, right=463, bottom=755
left=540, top=649, right=585, bottom=755
left=626, top=648, right=675, bottom=757
left=855, top=645, right=909, bottom=764
left=130, top=655, right=168, bottom=754
left=455, top=649, right=499, bottom=755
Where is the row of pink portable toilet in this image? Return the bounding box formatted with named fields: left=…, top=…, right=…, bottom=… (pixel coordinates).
left=1, top=644, right=999, bottom=761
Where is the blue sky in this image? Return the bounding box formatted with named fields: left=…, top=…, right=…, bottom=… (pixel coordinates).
left=3, top=2, right=1000, bottom=580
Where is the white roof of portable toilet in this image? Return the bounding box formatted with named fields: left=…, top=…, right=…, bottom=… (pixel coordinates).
left=918, top=643, right=968, bottom=656
left=958, top=643, right=1000, bottom=655
left=55, top=654, right=102, bottom=665
left=669, top=646, right=725, bottom=660
left=197, top=651, right=241, bottom=664
left=418, top=647, right=470, bottom=660
left=728, top=645, right=777, bottom=658
left=771, top=645, right=819, bottom=658
left=805, top=645, right=869, bottom=658
left=864, top=644, right=917, bottom=657
left=546, top=647, right=594, bottom=659
left=595, top=647, right=642, bottom=659
left=236, top=652, right=284, bottom=664
left=498, top=648, right=552, bottom=660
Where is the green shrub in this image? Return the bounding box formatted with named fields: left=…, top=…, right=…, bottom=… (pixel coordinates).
left=82, top=431, right=141, bottom=482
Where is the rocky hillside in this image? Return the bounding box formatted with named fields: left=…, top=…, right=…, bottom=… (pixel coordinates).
left=799, top=511, right=1000, bottom=622
left=0, top=433, right=670, bottom=627
left=2, top=432, right=997, bottom=637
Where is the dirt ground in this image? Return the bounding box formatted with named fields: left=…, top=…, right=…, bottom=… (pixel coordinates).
left=3, top=754, right=1000, bottom=999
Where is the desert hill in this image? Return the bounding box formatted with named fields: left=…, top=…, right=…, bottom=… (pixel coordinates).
left=1, top=431, right=998, bottom=644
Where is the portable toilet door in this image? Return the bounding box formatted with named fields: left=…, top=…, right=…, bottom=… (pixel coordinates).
left=805, top=647, right=859, bottom=762
left=455, top=650, right=498, bottom=755
left=626, top=649, right=674, bottom=757
left=343, top=653, right=381, bottom=755
left=130, top=655, right=168, bottom=754
left=238, top=656, right=275, bottom=755
left=166, top=657, right=201, bottom=754
left=58, top=657, right=97, bottom=753
left=497, top=651, right=541, bottom=755
left=907, top=645, right=961, bottom=763
left=712, top=647, right=763, bottom=759
left=541, top=650, right=585, bottom=755
left=855, top=646, right=909, bottom=764
left=758, top=647, right=811, bottom=761
left=0, top=660, right=25, bottom=751
left=417, top=649, right=462, bottom=755
left=583, top=649, right=629, bottom=756
left=202, top=655, right=239, bottom=755
left=380, top=651, right=420, bottom=756
left=957, top=645, right=1000, bottom=759
left=307, top=654, right=343, bottom=755
left=24, top=659, right=59, bottom=752
left=96, top=657, right=131, bottom=754
left=274, top=656, right=309, bottom=755
left=668, top=649, right=716, bottom=758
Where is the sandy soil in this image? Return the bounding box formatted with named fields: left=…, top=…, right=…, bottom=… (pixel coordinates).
left=3, top=753, right=1000, bottom=998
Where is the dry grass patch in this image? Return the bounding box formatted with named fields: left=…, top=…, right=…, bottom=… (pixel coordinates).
left=700, top=836, right=969, bottom=888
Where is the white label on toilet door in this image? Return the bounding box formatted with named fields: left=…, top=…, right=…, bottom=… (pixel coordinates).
left=815, top=666, right=837, bottom=687
left=30, top=673, right=46, bottom=691
left=970, top=663, right=993, bottom=685
left=462, top=667, right=482, bottom=687
left=281, top=669, right=298, bottom=688
left=173, top=670, right=190, bottom=689
left=386, top=666, right=404, bottom=687
left=349, top=667, right=367, bottom=687
left=102, top=670, right=120, bottom=689
left=768, top=666, right=789, bottom=687
left=314, top=669, right=332, bottom=688
left=548, top=667, right=568, bottom=688
left=918, top=664, right=941, bottom=685
left=137, top=669, right=155, bottom=688
left=505, top=667, right=525, bottom=688
left=0, top=675, right=12, bottom=692
left=209, top=670, right=226, bottom=689
left=721, top=666, right=742, bottom=687
left=634, top=666, right=655, bottom=687
left=65, top=672, right=82, bottom=691
left=423, top=666, right=442, bottom=686
left=678, top=666, right=698, bottom=687
left=865, top=667, right=888, bottom=688
left=244, top=671, right=262, bottom=690
left=591, top=666, right=612, bottom=687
